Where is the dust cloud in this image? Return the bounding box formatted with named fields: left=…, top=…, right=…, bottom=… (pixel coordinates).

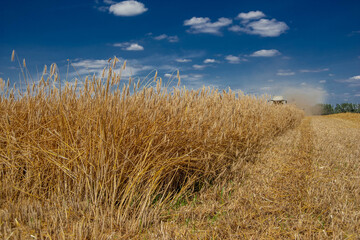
left=281, top=86, right=327, bottom=115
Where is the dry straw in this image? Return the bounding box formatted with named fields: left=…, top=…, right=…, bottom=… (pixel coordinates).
left=0, top=58, right=305, bottom=238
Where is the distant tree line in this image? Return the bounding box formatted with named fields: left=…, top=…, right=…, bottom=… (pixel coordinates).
left=318, top=103, right=360, bottom=115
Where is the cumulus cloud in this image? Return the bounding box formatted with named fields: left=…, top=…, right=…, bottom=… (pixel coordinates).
left=153, top=34, right=179, bottom=42
left=204, top=58, right=216, bottom=63
left=300, top=68, right=329, bottom=73
left=250, top=49, right=281, bottom=57
left=350, top=75, right=360, bottom=80
left=319, top=80, right=326, bottom=83
left=225, top=55, right=246, bottom=64
left=109, top=0, right=148, bottom=17
left=176, top=58, right=192, bottom=63
left=236, top=11, right=265, bottom=21
left=230, top=18, right=289, bottom=37
left=113, top=42, right=144, bottom=51
left=126, top=43, right=144, bottom=51
left=184, top=17, right=232, bottom=35
left=277, top=70, right=295, bottom=76
left=183, top=11, right=287, bottom=37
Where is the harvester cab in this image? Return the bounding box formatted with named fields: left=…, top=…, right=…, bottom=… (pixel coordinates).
left=268, top=95, right=287, bottom=105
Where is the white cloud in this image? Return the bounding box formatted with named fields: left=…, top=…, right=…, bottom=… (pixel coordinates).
left=319, top=80, right=326, bottom=83
left=225, top=55, right=248, bottom=64
left=277, top=70, right=295, bottom=76
left=204, top=58, right=216, bottom=63
left=350, top=75, right=360, bottom=80
left=225, top=55, right=240, bottom=64
left=126, top=43, right=144, bottom=51
left=236, top=11, right=265, bottom=21
left=167, top=36, right=179, bottom=42
left=193, top=64, right=206, bottom=70
left=97, top=6, right=109, bottom=12
left=190, top=74, right=203, bottom=79
left=153, top=34, right=167, bottom=40
left=104, top=0, right=116, bottom=4
left=250, top=49, right=281, bottom=57
left=153, top=34, right=179, bottom=42
left=113, top=42, right=126, bottom=47
left=300, top=68, right=329, bottom=73
left=72, top=58, right=151, bottom=78
left=277, top=72, right=295, bottom=76
left=230, top=18, right=288, bottom=37
left=184, top=11, right=288, bottom=37
left=300, top=82, right=307, bottom=86
left=184, top=17, right=210, bottom=25
left=113, top=42, right=144, bottom=51
left=109, top=0, right=148, bottom=17
left=336, top=75, right=360, bottom=87
left=72, top=59, right=108, bottom=69
left=225, top=55, right=245, bottom=64
left=164, top=73, right=172, bottom=78
left=180, top=73, right=204, bottom=82
left=228, top=25, right=242, bottom=32
left=184, top=17, right=232, bottom=35
left=176, top=58, right=192, bottom=63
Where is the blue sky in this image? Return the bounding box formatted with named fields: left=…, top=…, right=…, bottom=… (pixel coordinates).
left=0, top=0, right=359, bottom=104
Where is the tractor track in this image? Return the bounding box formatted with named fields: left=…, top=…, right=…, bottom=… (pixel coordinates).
left=239, top=115, right=360, bottom=239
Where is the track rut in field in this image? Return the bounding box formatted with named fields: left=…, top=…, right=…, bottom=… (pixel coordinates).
left=237, top=115, right=360, bottom=239
left=141, top=115, right=360, bottom=239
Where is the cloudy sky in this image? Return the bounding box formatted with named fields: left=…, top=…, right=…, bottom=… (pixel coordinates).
left=0, top=0, right=359, bottom=103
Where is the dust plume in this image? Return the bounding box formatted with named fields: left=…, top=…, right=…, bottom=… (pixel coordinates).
left=281, top=86, right=327, bottom=115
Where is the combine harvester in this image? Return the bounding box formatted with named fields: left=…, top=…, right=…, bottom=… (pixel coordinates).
left=268, top=96, right=287, bottom=105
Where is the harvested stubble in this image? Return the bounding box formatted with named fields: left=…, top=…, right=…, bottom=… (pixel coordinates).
left=0, top=64, right=303, bottom=239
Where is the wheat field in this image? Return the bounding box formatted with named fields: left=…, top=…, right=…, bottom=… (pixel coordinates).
left=0, top=61, right=359, bottom=239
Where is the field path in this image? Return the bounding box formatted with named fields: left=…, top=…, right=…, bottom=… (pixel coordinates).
left=238, top=114, right=360, bottom=239
left=146, top=114, right=360, bottom=239
left=145, top=114, right=360, bottom=239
